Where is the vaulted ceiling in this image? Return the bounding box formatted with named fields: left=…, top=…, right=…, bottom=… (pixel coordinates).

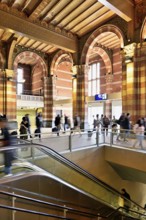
left=0, top=0, right=143, bottom=57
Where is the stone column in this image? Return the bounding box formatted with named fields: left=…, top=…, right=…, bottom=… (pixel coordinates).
left=121, top=43, right=137, bottom=123
left=0, top=69, right=17, bottom=128
left=73, top=64, right=89, bottom=129
left=42, top=75, right=57, bottom=127
left=134, top=42, right=146, bottom=119
left=42, top=76, right=53, bottom=127
left=72, top=65, right=78, bottom=117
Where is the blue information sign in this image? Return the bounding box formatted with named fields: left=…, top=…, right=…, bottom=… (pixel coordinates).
left=95, top=94, right=107, bottom=101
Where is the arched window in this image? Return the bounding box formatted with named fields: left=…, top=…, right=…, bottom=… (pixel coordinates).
left=88, top=62, right=100, bottom=96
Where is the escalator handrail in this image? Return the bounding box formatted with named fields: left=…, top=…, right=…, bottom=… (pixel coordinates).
left=108, top=206, right=146, bottom=219
left=0, top=142, right=144, bottom=213
left=29, top=142, right=145, bottom=211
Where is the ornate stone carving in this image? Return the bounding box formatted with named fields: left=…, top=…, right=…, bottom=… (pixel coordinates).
left=105, top=72, right=113, bottom=83
left=124, top=43, right=136, bottom=57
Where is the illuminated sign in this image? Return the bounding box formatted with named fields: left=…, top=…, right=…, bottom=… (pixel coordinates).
left=95, top=94, right=107, bottom=101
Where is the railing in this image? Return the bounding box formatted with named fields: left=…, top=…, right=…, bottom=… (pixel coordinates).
left=13, top=127, right=146, bottom=153
left=0, top=183, right=145, bottom=220
left=0, top=129, right=146, bottom=219
left=0, top=188, right=99, bottom=220
left=17, top=94, right=43, bottom=101
left=18, top=90, right=44, bottom=96
left=0, top=139, right=146, bottom=219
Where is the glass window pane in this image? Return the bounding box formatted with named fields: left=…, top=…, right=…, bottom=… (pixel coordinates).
left=17, top=69, right=23, bottom=82
left=17, top=84, right=23, bottom=95
left=92, top=80, right=96, bottom=95
left=97, top=79, right=100, bottom=94
left=88, top=66, right=91, bottom=80
left=97, top=63, right=100, bottom=78
left=92, top=64, right=96, bottom=79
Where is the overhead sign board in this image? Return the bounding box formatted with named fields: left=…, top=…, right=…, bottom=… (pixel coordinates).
left=95, top=93, right=107, bottom=101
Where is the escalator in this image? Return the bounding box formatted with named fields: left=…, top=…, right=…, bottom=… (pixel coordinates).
left=0, top=142, right=145, bottom=219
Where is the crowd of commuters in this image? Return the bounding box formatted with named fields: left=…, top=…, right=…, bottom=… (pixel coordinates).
left=53, top=113, right=84, bottom=136
left=92, top=112, right=146, bottom=148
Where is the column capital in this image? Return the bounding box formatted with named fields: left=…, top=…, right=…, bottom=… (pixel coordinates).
left=123, top=43, right=136, bottom=57
left=72, top=64, right=90, bottom=75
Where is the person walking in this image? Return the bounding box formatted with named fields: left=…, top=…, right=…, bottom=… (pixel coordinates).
left=35, top=112, right=43, bottom=139
left=0, top=115, right=14, bottom=175
left=25, top=114, right=32, bottom=138
left=103, top=115, right=110, bottom=136
left=55, top=114, right=61, bottom=136
left=123, top=113, right=131, bottom=142
left=116, top=113, right=126, bottom=141
left=64, top=115, right=69, bottom=132
left=73, top=113, right=81, bottom=134
left=133, top=120, right=145, bottom=149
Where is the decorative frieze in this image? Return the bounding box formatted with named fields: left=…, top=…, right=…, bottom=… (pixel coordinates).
left=0, top=4, right=75, bottom=40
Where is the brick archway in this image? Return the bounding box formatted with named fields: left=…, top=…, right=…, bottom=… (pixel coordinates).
left=51, top=50, right=73, bottom=74
left=88, top=46, right=112, bottom=73
left=13, top=51, right=47, bottom=77
left=81, top=24, right=124, bottom=65
left=0, top=44, right=5, bottom=69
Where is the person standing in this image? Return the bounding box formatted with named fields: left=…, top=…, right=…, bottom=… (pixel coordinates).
left=0, top=115, right=14, bottom=175
left=36, top=112, right=43, bottom=139
left=121, top=188, right=131, bottom=212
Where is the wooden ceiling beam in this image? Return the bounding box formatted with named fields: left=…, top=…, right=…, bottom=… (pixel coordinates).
left=0, top=9, right=77, bottom=53
left=98, top=0, right=134, bottom=22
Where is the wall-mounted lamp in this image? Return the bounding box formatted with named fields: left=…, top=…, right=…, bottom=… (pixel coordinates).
left=125, top=56, right=133, bottom=63
left=7, top=76, right=13, bottom=81
left=7, top=76, right=16, bottom=82
left=72, top=74, right=77, bottom=79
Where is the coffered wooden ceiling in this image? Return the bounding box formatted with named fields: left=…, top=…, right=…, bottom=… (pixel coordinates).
left=0, top=0, right=138, bottom=55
